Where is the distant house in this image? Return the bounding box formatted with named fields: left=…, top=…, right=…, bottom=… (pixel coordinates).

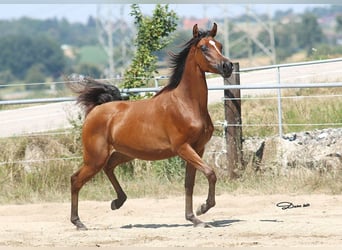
left=182, top=18, right=210, bottom=30
left=61, top=44, right=75, bottom=59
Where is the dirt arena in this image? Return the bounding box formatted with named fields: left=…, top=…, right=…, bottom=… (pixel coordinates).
left=0, top=194, right=342, bottom=247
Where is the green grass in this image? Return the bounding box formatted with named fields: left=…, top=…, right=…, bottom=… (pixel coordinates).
left=209, top=87, right=342, bottom=137
left=78, top=45, right=107, bottom=66
left=1, top=135, right=341, bottom=205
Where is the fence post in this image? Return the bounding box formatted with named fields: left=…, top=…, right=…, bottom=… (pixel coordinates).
left=224, top=62, right=242, bottom=179
left=276, top=66, right=283, bottom=138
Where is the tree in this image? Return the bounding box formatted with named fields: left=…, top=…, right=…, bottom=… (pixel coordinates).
left=96, top=5, right=135, bottom=78
left=297, top=13, right=324, bottom=55
left=273, top=21, right=300, bottom=62
left=0, top=70, right=15, bottom=84
left=336, top=14, right=342, bottom=33
left=122, top=4, right=178, bottom=90
left=0, top=17, right=98, bottom=47
left=273, top=9, right=293, bottom=21
left=0, top=34, right=65, bottom=80
left=25, top=64, right=47, bottom=90
left=76, top=63, right=103, bottom=78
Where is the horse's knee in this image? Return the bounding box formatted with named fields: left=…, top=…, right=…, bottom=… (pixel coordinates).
left=71, top=165, right=100, bottom=192
left=70, top=172, right=80, bottom=192
left=205, top=169, right=217, bottom=184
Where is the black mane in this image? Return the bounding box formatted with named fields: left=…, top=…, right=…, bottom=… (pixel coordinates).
left=155, top=29, right=213, bottom=96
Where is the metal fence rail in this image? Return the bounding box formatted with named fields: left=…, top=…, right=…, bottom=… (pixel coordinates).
left=1, top=58, right=342, bottom=138
left=0, top=97, right=75, bottom=105
left=1, top=82, right=342, bottom=106
left=239, top=57, right=342, bottom=72
left=1, top=57, right=341, bottom=106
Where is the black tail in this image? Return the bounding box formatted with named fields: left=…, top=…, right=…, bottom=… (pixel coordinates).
left=67, top=76, right=123, bottom=116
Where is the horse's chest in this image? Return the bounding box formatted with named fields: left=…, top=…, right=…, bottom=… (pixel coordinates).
left=187, top=118, right=213, bottom=141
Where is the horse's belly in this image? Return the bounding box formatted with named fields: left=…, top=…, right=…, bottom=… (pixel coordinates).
left=113, top=144, right=175, bottom=161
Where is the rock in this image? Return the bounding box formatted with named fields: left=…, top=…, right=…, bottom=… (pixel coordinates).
left=207, top=128, right=342, bottom=176
left=203, top=136, right=229, bottom=177
left=23, top=137, right=72, bottom=172
left=318, top=132, right=328, bottom=140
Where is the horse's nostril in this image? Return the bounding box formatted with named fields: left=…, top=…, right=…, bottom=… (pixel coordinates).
left=220, top=61, right=233, bottom=78
left=222, top=61, right=232, bottom=72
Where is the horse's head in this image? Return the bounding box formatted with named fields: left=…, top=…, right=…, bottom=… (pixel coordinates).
left=193, top=23, right=233, bottom=78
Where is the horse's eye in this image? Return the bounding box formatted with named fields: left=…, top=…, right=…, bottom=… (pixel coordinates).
left=200, top=45, right=208, bottom=52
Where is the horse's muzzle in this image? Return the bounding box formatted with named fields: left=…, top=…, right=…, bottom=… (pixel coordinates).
left=219, top=61, right=234, bottom=78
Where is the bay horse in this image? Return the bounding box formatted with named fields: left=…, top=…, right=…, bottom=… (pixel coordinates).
left=68, top=23, right=233, bottom=230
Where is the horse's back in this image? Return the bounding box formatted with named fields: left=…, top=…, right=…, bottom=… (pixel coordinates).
left=82, top=99, right=174, bottom=160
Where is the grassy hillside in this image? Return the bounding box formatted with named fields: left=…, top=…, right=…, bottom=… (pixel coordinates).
left=77, top=45, right=107, bottom=66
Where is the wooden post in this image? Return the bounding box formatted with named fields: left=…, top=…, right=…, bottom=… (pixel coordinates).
left=224, top=62, right=242, bottom=179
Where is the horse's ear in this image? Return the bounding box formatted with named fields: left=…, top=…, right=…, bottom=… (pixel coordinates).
left=209, top=23, right=217, bottom=37
left=193, top=24, right=199, bottom=38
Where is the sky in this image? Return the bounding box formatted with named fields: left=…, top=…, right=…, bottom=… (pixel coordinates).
left=0, top=4, right=331, bottom=24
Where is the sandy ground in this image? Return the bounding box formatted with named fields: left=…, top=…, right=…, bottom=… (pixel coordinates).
left=0, top=194, right=342, bottom=247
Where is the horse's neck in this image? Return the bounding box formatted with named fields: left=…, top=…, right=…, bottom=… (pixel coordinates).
left=175, top=60, right=209, bottom=109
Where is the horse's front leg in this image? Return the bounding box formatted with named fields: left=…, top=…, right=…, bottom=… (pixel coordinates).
left=185, top=163, right=202, bottom=226
left=179, top=144, right=216, bottom=227
left=195, top=148, right=216, bottom=217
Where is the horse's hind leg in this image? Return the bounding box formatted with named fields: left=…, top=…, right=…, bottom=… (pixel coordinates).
left=103, top=152, right=133, bottom=210
left=71, top=164, right=102, bottom=230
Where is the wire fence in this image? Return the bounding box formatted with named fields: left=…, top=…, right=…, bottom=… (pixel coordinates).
left=1, top=58, right=342, bottom=167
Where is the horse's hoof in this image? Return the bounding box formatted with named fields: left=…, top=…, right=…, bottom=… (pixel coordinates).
left=77, top=225, right=88, bottom=231
left=196, top=204, right=206, bottom=216
left=194, top=222, right=212, bottom=228
left=72, top=219, right=88, bottom=230
left=111, top=199, right=122, bottom=210
left=111, top=197, right=127, bottom=210
left=76, top=222, right=88, bottom=230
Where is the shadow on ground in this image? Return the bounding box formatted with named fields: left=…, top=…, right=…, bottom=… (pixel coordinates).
left=120, top=219, right=242, bottom=229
